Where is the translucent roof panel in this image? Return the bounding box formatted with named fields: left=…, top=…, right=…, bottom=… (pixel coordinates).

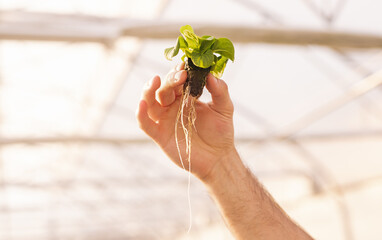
left=1, top=0, right=382, bottom=239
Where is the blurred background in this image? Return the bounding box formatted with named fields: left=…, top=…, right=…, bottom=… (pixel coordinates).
left=0, top=0, right=382, bottom=239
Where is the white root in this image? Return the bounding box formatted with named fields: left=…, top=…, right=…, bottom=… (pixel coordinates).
left=174, top=84, right=198, bottom=233
left=175, top=84, right=197, bottom=169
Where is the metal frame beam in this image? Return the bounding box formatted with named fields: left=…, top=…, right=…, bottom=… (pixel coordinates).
left=1, top=11, right=382, bottom=48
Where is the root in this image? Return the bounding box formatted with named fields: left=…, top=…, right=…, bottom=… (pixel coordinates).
left=175, top=84, right=197, bottom=169
left=174, top=84, right=197, bottom=233
left=175, top=85, right=189, bottom=170
left=189, top=98, right=197, bottom=132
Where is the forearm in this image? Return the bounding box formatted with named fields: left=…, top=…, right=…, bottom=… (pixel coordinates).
left=202, top=148, right=313, bottom=240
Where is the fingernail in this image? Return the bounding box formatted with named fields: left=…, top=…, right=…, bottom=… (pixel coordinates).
left=176, top=63, right=182, bottom=71
left=174, top=71, right=183, bottom=82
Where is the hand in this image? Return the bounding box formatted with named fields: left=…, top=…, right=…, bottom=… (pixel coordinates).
left=136, top=63, right=235, bottom=180
left=137, top=64, right=314, bottom=240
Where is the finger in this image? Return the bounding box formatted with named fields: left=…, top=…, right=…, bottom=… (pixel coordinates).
left=141, top=76, right=164, bottom=120
left=156, top=70, right=187, bottom=107
left=136, top=100, right=159, bottom=139
left=176, top=61, right=185, bottom=71
left=205, top=73, right=234, bottom=115
left=170, top=62, right=186, bottom=96
left=142, top=75, right=161, bottom=105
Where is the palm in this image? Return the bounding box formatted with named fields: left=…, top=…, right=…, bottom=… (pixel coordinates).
left=157, top=98, right=234, bottom=179
left=137, top=69, right=234, bottom=179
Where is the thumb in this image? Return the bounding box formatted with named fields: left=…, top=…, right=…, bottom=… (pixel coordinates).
left=205, top=73, right=234, bottom=116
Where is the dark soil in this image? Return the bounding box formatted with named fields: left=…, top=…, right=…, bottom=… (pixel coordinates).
left=184, top=58, right=211, bottom=98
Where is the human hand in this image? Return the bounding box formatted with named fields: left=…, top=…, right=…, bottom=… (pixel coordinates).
left=136, top=63, right=235, bottom=180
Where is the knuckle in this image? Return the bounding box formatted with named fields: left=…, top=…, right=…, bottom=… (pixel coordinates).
left=156, top=89, right=164, bottom=100
left=165, top=69, right=176, bottom=82
left=158, top=92, right=174, bottom=106
left=136, top=116, right=145, bottom=130
left=156, top=91, right=166, bottom=105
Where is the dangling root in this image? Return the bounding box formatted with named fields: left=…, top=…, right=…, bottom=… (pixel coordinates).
left=174, top=84, right=198, bottom=233
left=175, top=84, right=197, bottom=170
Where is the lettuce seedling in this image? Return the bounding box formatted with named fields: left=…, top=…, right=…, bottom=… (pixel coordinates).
left=163, top=25, right=235, bottom=232
left=164, top=25, right=235, bottom=97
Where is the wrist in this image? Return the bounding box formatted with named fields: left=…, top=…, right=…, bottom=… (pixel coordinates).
left=201, top=147, right=248, bottom=189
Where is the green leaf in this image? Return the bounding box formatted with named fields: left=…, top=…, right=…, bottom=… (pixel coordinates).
left=171, top=38, right=181, bottom=57
left=164, top=47, right=175, bottom=61
left=165, top=25, right=235, bottom=74
left=180, top=25, right=199, bottom=49
left=199, top=36, right=216, bottom=53
left=184, top=49, right=192, bottom=58
left=191, top=49, right=214, bottom=68
left=201, top=35, right=215, bottom=40
left=164, top=36, right=188, bottom=61
left=178, top=36, right=188, bottom=50
left=211, top=38, right=235, bottom=61
left=211, top=56, right=229, bottom=78
left=213, top=55, right=218, bottom=66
